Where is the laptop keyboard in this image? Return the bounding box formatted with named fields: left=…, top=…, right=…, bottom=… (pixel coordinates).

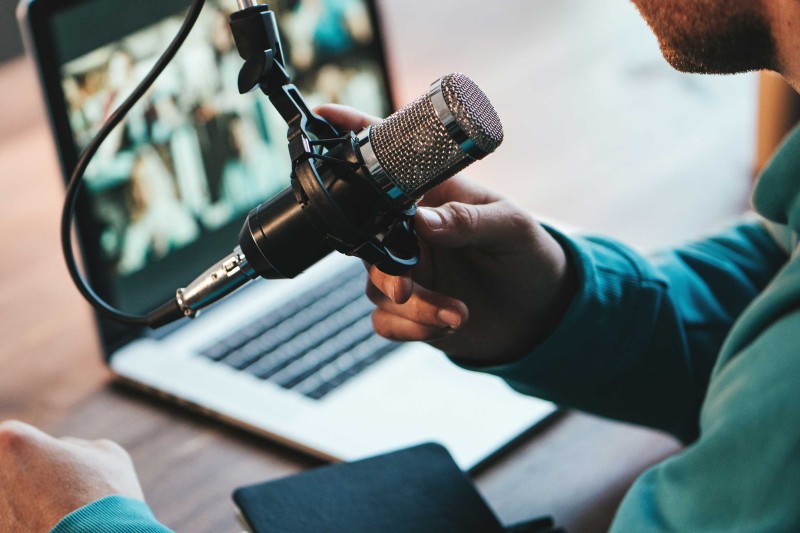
left=199, top=263, right=399, bottom=400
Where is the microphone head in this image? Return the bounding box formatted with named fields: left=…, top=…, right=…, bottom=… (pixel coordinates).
left=368, top=73, right=503, bottom=201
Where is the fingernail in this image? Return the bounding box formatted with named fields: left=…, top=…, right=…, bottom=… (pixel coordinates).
left=438, top=307, right=462, bottom=329
left=418, top=207, right=444, bottom=230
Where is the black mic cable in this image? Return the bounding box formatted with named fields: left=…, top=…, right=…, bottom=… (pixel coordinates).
left=61, top=0, right=207, bottom=328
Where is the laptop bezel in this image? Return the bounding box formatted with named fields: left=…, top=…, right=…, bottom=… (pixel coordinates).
left=18, top=0, right=397, bottom=360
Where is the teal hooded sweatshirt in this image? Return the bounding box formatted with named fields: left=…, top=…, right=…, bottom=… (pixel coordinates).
left=51, top=127, right=800, bottom=532
left=471, top=124, right=800, bottom=531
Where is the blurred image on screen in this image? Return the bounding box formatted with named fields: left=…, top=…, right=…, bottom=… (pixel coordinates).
left=60, top=0, right=389, bottom=279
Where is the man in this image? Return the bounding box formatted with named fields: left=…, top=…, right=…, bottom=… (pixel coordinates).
left=3, top=0, right=800, bottom=530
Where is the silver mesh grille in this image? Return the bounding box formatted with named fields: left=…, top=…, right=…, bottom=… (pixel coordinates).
left=441, top=73, right=504, bottom=155
left=369, top=73, right=503, bottom=199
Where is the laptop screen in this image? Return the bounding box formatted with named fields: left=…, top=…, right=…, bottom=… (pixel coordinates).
left=49, top=0, right=392, bottom=315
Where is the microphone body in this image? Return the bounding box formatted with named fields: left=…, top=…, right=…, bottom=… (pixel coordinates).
left=172, top=73, right=503, bottom=321
left=238, top=137, right=378, bottom=280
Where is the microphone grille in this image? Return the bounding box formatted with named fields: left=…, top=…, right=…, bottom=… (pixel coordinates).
left=369, top=73, right=503, bottom=200
left=440, top=73, right=504, bottom=155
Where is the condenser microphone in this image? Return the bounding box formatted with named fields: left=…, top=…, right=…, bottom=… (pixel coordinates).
left=157, top=73, right=504, bottom=325
left=359, top=72, right=504, bottom=204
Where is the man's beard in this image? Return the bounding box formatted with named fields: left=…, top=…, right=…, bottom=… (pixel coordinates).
left=631, top=0, right=777, bottom=74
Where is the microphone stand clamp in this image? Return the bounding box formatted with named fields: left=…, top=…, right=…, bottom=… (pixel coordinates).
left=229, top=2, right=420, bottom=277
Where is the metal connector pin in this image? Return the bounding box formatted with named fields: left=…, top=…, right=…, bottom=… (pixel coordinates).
left=175, top=247, right=258, bottom=319
left=236, top=0, right=263, bottom=10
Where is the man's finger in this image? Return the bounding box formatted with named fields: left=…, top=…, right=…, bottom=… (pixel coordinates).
left=367, top=280, right=468, bottom=329
left=368, top=266, right=413, bottom=304
left=415, top=200, right=538, bottom=251
left=371, top=309, right=452, bottom=342
left=314, top=104, right=381, bottom=132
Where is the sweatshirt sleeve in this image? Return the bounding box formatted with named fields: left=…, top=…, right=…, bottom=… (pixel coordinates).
left=50, top=496, right=173, bottom=533
left=464, top=221, right=786, bottom=442
left=610, top=309, right=800, bottom=531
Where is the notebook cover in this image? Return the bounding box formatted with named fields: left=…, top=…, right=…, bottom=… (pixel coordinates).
left=232, top=443, right=505, bottom=533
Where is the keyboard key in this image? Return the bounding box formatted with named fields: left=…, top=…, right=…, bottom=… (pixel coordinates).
left=200, top=263, right=363, bottom=362
left=248, top=299, right=373, bottom=380
left=218, top=277, right=365, bottom=370
left=268, top=316, right=375, bottom=388
left=197, top=261, right=401, bottom=400
left=294, top=334, right=398, bottom=398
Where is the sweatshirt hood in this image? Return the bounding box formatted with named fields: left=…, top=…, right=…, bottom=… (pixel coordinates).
left=754, top=124, right=800, bottom=244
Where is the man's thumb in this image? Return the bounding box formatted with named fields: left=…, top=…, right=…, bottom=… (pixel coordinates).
left=414, top=202, right=534, bottom=249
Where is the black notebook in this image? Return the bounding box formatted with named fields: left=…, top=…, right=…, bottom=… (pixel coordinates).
left=233, top=443, right=506, bottom=533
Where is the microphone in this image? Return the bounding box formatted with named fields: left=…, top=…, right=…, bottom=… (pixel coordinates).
left=155, top=73, right=504, bottom=325
left=359, top=72, right=504, bottom=203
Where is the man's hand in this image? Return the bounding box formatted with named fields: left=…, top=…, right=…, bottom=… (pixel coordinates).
left=316, top=105, right=577, bottom=365
left=0, top=420, right=145, bottom=533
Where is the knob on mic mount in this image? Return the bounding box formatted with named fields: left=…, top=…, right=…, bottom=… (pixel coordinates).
left=231, top=2, right=423, bottom=272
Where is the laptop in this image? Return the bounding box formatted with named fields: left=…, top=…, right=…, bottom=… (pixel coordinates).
left=18, top=0, right=556, bottom=471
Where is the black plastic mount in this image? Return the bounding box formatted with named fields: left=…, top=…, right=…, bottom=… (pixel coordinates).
left=229, top=5, right=419, bottom=278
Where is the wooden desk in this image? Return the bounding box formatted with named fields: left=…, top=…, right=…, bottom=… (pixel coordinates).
left=7, top=0, right=770, bottom=528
